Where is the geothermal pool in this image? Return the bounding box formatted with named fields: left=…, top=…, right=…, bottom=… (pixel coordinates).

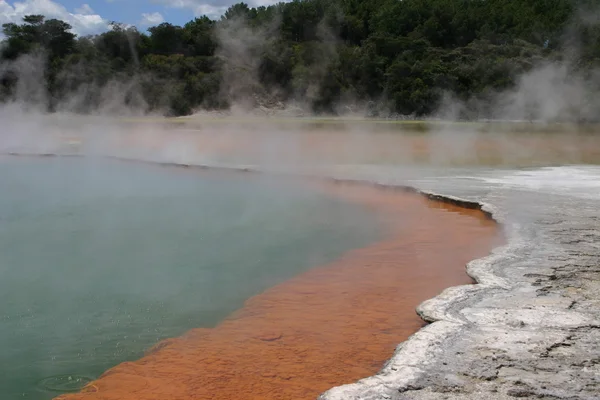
left=0, top=156, right=383, bottom=399
left=2, top=119, right=599, bottom=399
left=50, top=170, right=499, bottom=400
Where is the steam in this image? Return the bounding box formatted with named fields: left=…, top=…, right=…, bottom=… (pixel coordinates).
left=431, top=4, right=600, bottom=124
left=0, top=52, right=48, bottom=111
left=212, top=9, right=344, bottom=116
left=215, top=13, right=281, bottom=112
left=497, top=64, right=592, bottom=123
left=289, top=16, right=341, bottom=113
left=1, top=6, right=599, bottom=123
left=1, top=8, right=600, bottom=399
left=1, top=3, right=600, bottom=172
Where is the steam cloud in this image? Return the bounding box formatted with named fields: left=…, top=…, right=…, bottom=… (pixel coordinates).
left=1, top=4, right=600, bottom=171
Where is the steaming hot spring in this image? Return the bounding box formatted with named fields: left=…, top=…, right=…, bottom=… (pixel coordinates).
left=6, top=120, right=599, bottom=400
left=0, top=142, right=498, bottom=400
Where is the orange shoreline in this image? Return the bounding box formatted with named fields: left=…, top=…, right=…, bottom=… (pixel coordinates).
left=56, top=180, right=502, bottom=400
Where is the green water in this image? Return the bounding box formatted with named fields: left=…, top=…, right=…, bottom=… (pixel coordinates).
left=0, top=156, right=382, bottom=400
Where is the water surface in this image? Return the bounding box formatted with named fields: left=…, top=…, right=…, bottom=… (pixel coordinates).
left=0, top=156, right=382, bottom=399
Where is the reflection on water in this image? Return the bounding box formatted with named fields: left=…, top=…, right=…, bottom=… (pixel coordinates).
left=67, top=122, right=600, bottom=168
left=0, top=157, right=382, bottom=400
left=4, top=118, right=600, bottom=168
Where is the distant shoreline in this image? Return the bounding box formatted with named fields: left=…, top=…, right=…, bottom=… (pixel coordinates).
left=117, top=115, right=600, bottom=133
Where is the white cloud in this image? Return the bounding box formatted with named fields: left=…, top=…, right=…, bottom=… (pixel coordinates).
left=152, top=0, right=225, bottom=19
left=151, top=0, right=282, bottom=19
left=152, top=0, right=287, bottom=19
left=148, top=0, right=287, bottom=19
left=250, top=0, right=281, bottom=6
left=0, top=0, right=109, bottom=36
left=193, top=4, right=226, bottom=18
left=74, top=3, right=94, bottom=15
left=139, top=11, right=164, bottom=26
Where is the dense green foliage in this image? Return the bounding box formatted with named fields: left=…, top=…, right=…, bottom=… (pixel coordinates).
left=1, top=0, right=600, bottom=118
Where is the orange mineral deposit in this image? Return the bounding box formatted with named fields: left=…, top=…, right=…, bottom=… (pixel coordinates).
left=57, top=181, right=502, bottom=400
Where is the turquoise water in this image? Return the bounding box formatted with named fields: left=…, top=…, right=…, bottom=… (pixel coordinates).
left=0, top=156, right=382, bottom=399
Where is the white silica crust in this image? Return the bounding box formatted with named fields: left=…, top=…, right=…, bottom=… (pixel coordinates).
left=319, top=166, right=600, bottom=400
left=321, top=322, right=463, bottom=400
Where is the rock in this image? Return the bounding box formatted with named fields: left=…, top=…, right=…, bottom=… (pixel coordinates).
left=319, top=171, right=600, bottom=400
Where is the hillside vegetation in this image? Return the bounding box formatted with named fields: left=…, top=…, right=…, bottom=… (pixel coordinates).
left=2, top=0, right=600, bottom=120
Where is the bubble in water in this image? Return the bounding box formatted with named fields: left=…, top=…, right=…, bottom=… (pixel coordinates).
left=38, top=375, right=93, bottom=392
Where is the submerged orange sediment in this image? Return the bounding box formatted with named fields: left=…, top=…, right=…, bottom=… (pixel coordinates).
left=56, top=181, right=501, bottom=400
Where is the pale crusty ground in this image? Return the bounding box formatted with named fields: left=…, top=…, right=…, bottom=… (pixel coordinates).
left=320, top=169, right=600, bottom=400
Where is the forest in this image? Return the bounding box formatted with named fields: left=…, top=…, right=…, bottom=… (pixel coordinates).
left=1, top=0, right=600, bottom=119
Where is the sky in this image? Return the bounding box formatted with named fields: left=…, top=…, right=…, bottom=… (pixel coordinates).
left=0, top=0, right=282, bottom=36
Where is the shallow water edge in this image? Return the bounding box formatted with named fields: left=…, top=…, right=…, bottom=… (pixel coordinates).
left=318, top=190, right=509, bottom=400
left=6, top=153, right=511, bottom=399
left=321, top=174, right=600, bottom=398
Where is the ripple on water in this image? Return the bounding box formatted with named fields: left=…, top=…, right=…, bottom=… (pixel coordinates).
left=38, top=375, right=93, bottom=393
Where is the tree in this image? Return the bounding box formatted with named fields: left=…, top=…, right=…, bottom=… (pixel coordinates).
left=0, top=1, right=598, bottom=119
left=183, top=17, right=216, bottom=57
left=223, top=3, right=252, bottom=20
left=1, top=15, right=76, bottom=60
left=148, top=23, right=185, bottom=55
